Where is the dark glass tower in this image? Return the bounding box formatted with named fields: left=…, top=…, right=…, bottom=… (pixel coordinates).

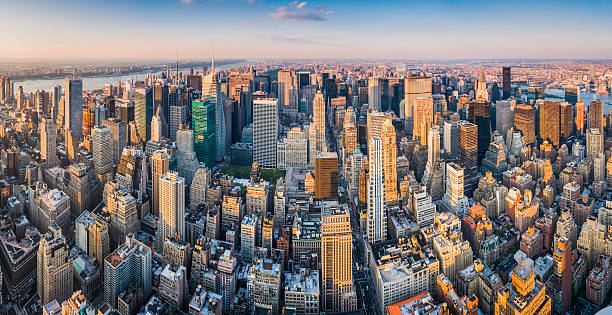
left=192, top=98, right=217, bottom=168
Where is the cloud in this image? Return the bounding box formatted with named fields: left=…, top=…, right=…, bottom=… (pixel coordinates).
left=180, top=0, right=192, bottom=3
left=257, top=34, right=319, bottom=44
left=243, top=0, right=257, bottom=3
left=268, top=4, right=334, bottom=22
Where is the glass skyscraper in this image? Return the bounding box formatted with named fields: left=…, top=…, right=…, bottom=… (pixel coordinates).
left=192, top=98, right=216, bottom=167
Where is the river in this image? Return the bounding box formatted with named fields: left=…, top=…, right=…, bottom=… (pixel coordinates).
left=13, top=61, right=250, bottom=93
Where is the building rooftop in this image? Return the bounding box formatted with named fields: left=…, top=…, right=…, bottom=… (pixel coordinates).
left=284, top=269, right=319, bottom=295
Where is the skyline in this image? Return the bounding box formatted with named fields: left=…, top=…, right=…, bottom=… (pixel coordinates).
left=1, top=0, right=611, bottom=60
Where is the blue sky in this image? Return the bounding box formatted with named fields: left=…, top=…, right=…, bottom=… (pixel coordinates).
left=1, top=0, right=611, bottom=60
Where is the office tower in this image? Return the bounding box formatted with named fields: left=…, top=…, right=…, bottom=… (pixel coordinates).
left=495, top=99, right=514, bottom=135
left=153, top=83, right=169, bottom=124
left=192, top=98, right=216, bottom=168
left=151, top=111, right=162, bottom=143
left=278, top=68, right=298, bottom=114
left=246, top=178, right=269, bottom=215
left=413, top=97, right=433, bottom=145
left=87, top=219, right=109, bottom=274
left=168, top=94, right=187, bottom=142
left=403, top=76, right=432, bottom=126
left=315, top=152, right=339, bottom=200
left=40, top=116, right=59, bottom=167
left=222, top=195, right=244, bottom=230
left=586, top=255, right=611, bottom=307
left=104, top=233, right=152, bottom=308
left=550, top=237, right=572, bottom=315
left=92, top=125, right=113, bottom=182
left=475, top=70, right=488, bottom=100
left=241, top=214, right=258, bottom=262
left=457, top=121, right=478, bottom=179
left=151, top=150, right=169, bottom=216
left=262, top=215, right=274, bottom=251
left=156, top=171, right=185, bottom=251
left=176, top=127, right=199, bottom=185
left=253, top=98, right=278, bottom=168
left=313, top=91, right=326, bottom=152
left=367, top=137, right=386, bottom=244
left=589, top=99, right=604, bottom=132
left=276, top=127, right=309, bottom=169
left=134, top=87, right=153, bottom=141
left=217, top=250, right=237, bottom=312
left=577, top=217, right=610, bottom=268
left=576, top=99, right=585, bottom=135
left=321, top=205, right=355, bottom=312
left=586, top=128, right=604, bottom=159
left=442, top=162, right=469, bottom=219
left=502, top=67, right=511, bottom=99
left=381, top=120, right=398, bottom=205
left=190, top=167, right=211, bottom=209
left=495, top=263, right=551, bottom=314
left=443, top=120, right=458, bottom=159
left=38, top=188, right=71, bottom=239
left=103, top=118, right=127, bottom=165
left=66, top=163, right=92, bottom=217
left=561, top=85, right=580, bottom=104
left=273, top=177, right=286, bottom=229
left=467, top=99, right=491, bottom=164
left=423, top=125, right=441, bottom=183
left=513, top=104, right=536, bottom=145
left=37, top=224, right=73, bottom=305
left=539, top=100, right=560, bottom=147
left=64, top=78, right=83, bottom=139
left=159, top=264, right=188, bottom=310
left=106, top=185, right=140, bottom=247
left=368, top=77, right=382, bottom=110
left=559, top=101, right=573, bottom=140
left=202, top=69, right=226, bottom=161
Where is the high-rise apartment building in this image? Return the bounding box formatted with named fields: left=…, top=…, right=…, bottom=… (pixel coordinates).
left=502, top=67, right=511, bottom=99
left=37, top=224, right=73, bottom=305
left=315, top=152, right=339, bottom=200
left=38, top=188, right=71, bottom=240
left=442, top=162, right=469, bottom=219
left=321, top=204, right=356, bottom=313
left=156, top=171, right=185, bottom=251
left=65, top=78, right=83, bottom=139
left=241, top=214, right=258, bottom=262
left=217, top=250, right=237, bottom=312
left=586, top=255, right=611, bottom=307
left=253, top=98, right=278, bottom=168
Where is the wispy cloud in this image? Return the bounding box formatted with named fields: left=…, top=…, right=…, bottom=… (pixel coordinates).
left=243, top=0, right=257, bottom=4
left=257, top=34, right=319, bottom=44
left=180, top=0, right=192, bottom=4
left=268, top=4, right=334, bottom=22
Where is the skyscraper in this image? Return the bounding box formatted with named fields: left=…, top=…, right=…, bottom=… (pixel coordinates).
left=441, top=162, right=469, bottom=219
left=37, top=224, right=73, bottom=305
left=539, top=100, right=560, bottom=147
left=321, top=204, right=356, bottom=313
left=40, top=116, right=59, bottom=167
left=151, top=149, right=169, bottom=217
left=560, top=101, right=573, bottom=140
left=134, top=87, right=153, bottom=141
left=502, top=67, right=511, bottom=99
left=64, top=78, right=83, bottom=139
left=413, top=96, right=433, bottom=145
left=176, top=127, right=199, bottom=185
left=513, top=104, right=536, bottom=145
left=457, top=121, right=478, bottom=180
left=467, top=99, right=491, bottom=165
left=156, top=171, right=185, bottom=251
left=403, top=76, right=432, bottom=126
left=314, top=152, right=339, bottom=200
left=103, top=118, right=127, bottom=165
left=202, top=69, right=226, bottom=161
left=550, top=237, right=572, bottom=315
left=192, top=98, right=216, bottom=168
left=104, top=233, right=152, bottom=308
left=381, top=119, right=398, bottom=205
left=277, top=68, right=298, bottom=114
left=313, top=91, right=326, bottom=152
left=367, top=137, right=386, bottom=244
left=589, top=99, right=604, bottom=132
left=443, top=120, right=458, bottom=159
left=38, top=188, right=71, bottom=240
left=586, top=128, right=604, bottom=159
left=368, top=77, right=381, bottom=111
left=92, top=125, right=113, bottom=182
left=564, top=85, right=579, bottom=104
left=253, top=98, right=278, bottom=168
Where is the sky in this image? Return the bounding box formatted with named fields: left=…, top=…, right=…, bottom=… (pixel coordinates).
left=1, top=0, right=611, bottom=60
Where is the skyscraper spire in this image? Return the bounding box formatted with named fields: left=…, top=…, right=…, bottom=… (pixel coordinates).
left=211, top=41, right=215, bottom=74
left=176, top=48, right=179, bottom=79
